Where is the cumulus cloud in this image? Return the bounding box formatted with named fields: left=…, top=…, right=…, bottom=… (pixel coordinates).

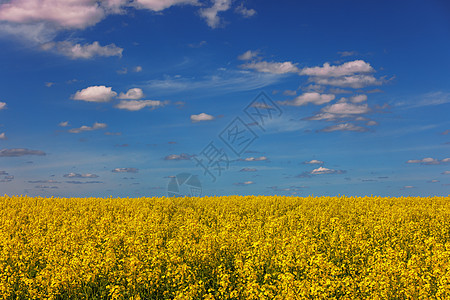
left=319, top=123, right=368, bottom=132
left=310, top=166, right=344, bottom=175
left=63, top=172, right=99, bottom=178
left=164, top=153, right=191, bottom=160
left=0, top=0, right=106, bottom=29
left=310, top=74, right=382, bottom=89
left=41, top=41, right=123, bottom=59
left=191, top=113, right=215, bottom=122
left=406, top=157, right=449, bottom=165
left=238, top=50, right=259, bottom=60
left=0, top=0, right=201, bottom=43
left=0, top=148, right=46, bottom=157
left=118, top=88, right=144, bottom=100
left=300, top=60, right=374, bottom=77
left=0, top=133, right=6, bottom=140
left=278, top=92, right=335, bottom=106
left=240, top=61, right=300, bottom=74
left=442, top=171, right=450, bottom=175
left=134, top=66, right=143, bottom=72
left=58, top=121, right=69, bottom=127
left=235, top=3, right=256, bottom=17
left=72, top=86, right=117, bottom=102
left=304, top=159, right=324, bottom=164
left=349, top=94, right=367, bottom=103
left=112, top=167, right=138, bottom=173
left=115, top=100, right=166, bottom=111
left=68, top=122, right=107, bottom=133
left=0, top=102, right=7, bottom=110
left=199, top=0, right=232, bottom=28
left=298, top=60, right=383, bottom=89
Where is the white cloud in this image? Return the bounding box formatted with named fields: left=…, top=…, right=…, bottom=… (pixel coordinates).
left=0, top=0, right=106, bottom=29
left=300, top=60, right=374, bottom=77
left=442, top=171, right=450, bottom=175
left=199, top=0, right=231, bottom=28
left=112, top=167, right=138, bottom=173
left=234, top=180, right=254, bottom=185
left=115, top=100, right=165, bottom=111
left=235, top=3, right=256, bottom=17
left=407, top=158, right=433, bottom=164
left=278, top=92, right=335, bottom=106
left=349, top=94, right=367, bottom=103
left=58, top=121, right=69, bottom=127
left=319, top=123, right=368, bottom=132
left=164, top=153, right=191, bottom=160
left=188, top=40, right=207, bottom=48
left=310, top=75, right=382, bottom=89
left=63, top=172, right=99, bottom=178
left=145, top=70, right=282, bottom=95
left=283, top=90, right=297, bottom=96
left=403, top=185, right=415, bottom=189
left=240, top=168, right=257, bottom=172
left=0, top=148, right=46, bottom=157
left=407, top=92, right=450, bottom=108
left=305, top=112, right=339, bottom=121
left=0, top=0, right=199, bottom=38
left=366, top=120, right=378, bottom=126
left=41, top=41, right=123, bottom=59
left=338, top=51, right=358, bottom=57
left=0, top=22, right=57, bottom=43
left=72, top=86, right=117, bottom=102
left=191, top=113, right=215, bottom=122
left=105, top=131, right=122, bottom=136
left=117, top=68, right=128, bottom=74
left=68, top=122, right=107, bottom=133
left=406, top=157, right=440, bottom=165
left=310, top=166, right=344, bottom=175
left=134, top=66, right=143, bottom=72
left=118, top=88, right=144, bottom=100
left=240, top=61, right=300, bottom=74
left=238, top=50, right=259, bottom=60
left=304, top=160, right=324, bottom=164
left=0, top=102, right=7, bottom=110
left=242, top=156, right=267, bottom=161
left=0, top=133, right=6, bottom=140
left=132, top=0, right=198, bottom=11
left=322, top=102, right=370, bottom=115
left=298, top=60, right=383, bottom=89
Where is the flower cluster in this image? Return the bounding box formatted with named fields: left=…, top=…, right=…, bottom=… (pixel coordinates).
left=0, top=195, right=449, bottom=299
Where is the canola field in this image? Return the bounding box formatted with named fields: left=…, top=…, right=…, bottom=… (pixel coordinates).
left=0, top=195, right=449, bottom=299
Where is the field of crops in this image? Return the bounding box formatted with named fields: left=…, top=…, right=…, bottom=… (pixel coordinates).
left=0, top=195, right=449, bottom=299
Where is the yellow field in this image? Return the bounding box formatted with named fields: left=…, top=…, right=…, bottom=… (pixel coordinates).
left=0, top=195, right=449, bottom=299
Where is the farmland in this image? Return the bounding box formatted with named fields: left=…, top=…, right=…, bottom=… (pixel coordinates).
left=0, top=195, right=449, bottom=299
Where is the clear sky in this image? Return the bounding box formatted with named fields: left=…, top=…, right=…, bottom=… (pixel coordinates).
left=0, top=0, right=449, bottom=197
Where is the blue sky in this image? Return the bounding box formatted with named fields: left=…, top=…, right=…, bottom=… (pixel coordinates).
left=0, top=0, right=449, bottom=197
